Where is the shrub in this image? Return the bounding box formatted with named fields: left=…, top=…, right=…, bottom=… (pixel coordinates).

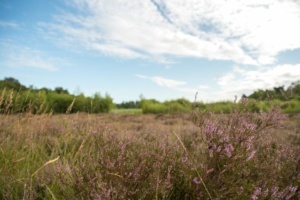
left=0, top=94, right=299, bottom=199
left=141, top=98, right=192, bottom=114
left=141, top=99, right=169, bottom=114
left=189, top=98, right=299, bottom=199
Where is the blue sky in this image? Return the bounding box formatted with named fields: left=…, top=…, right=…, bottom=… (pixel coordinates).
left=1, top=0, right=300, bottom=103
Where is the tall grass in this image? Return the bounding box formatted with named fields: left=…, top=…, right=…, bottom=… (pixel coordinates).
left=0, top=92, right=299, bottom=199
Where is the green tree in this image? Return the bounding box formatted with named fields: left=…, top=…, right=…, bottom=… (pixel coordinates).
left=54, top=87, right=69, bottom=94
left=0, top=77, right=27, bottom=91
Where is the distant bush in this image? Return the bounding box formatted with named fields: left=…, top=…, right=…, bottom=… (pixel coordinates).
left=0, top=89, right=114, bottom=114
left=204, top=101, right=233, bottom=114
left=0, top=77, right=114, bottom=114
left=116, top=100, right=140, bottom=109
left=141, top=98, right=192, bottom=114
left=247, top=80, right=300, bottom=101
left=141, top=99, right=169, bottom=114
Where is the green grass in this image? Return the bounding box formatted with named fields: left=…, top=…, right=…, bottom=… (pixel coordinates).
left=110, top=108, right=143, bottom=114
left=1, top=110, right=299, bottom=199
left=1, top=91, right=299, bottom=199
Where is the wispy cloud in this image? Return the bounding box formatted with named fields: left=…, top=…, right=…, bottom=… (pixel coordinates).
left=0, top=41, right=67, bottom=71
left=198, top=85, right=210, bottom=90
left=136, top=74, right=197, bottom=94
left=216, top=64, right=300, bottom=98
left=0, top=20, right=19, bottom=28
left=40, top=0, right=300, bottom=65
left=136, top=74, right=186, bottom=87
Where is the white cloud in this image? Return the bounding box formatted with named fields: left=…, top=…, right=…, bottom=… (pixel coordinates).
left=41, top=0, right=300, bottom=65
left=136, top=74, right=197, bottom=94
left=217, top=73, right=235, bottom=86
left=198, top=85, right=210, bottom=90
left=136, top=74, right=185, bottom=87
left=0, top=41, right=66, bottom=71
left=152, top=76, right=186, bottom=87
left=0, top=20, right=19, bottom=28
left=216, top=64, right=300, bottom=99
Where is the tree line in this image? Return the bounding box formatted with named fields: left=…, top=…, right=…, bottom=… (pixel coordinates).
left=0, top=77, right=299, bottom=114
left=245, top=80, right=300, bottom=101
left=0, top=77, right=114, bottom=114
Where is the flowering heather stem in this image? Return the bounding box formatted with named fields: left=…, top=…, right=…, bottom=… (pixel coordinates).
left=30, top=156, right=60, bottom=200
left=172, top=130, right=212, bottom=199
left=172, top=131, right=188, bottom=155
left=195, top=170, right=213, bottom=200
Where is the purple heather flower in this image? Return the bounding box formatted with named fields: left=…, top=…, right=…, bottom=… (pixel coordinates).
left=209, top=149, right=213, bottom=158
left=251, top=187, right=261, bottom=200
left=246, top=150, right=256, bottom=161
left=193, top=177, right=201, bottom=184
left=206, top=168, right=214, bottom=174
left=289, top=186, right=298, bottom=193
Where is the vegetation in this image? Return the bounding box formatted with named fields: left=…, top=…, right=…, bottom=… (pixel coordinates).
left=116, top=100, right=141, bottom=109
left=140, top=98, right=192, bottom=114
left=110, top=108, right=143, bottom=114
left=246, top=80, right=300, bottom=101
left=0, top=92, right=299, bottom=199
left=1, top=77, right=300, bottom=114
left=0, top=77, right=114, bottom=114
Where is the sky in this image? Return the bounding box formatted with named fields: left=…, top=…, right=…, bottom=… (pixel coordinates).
left=0, top=0, right=300, bottom=103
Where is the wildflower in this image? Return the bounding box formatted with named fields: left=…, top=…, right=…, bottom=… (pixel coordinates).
left=223, top=135, right=229, bottom=143
left=165, top=166, right=172, bottom=189
left=262, top=188, right=269, bottom=197
left=206, top=168, right=214, bottom=174
left=246, top=143, right=252, bottom=151
left=217, top=129, right=223, bottom=135
left=246, top=150, right=256, bottom=161
left=224, top=143, right=234, bottom=157
left=106, top=189, right=111, bottom=198
left=209, top=149, right=213, bottom=157
left=271, top=186, right=279, bottom=198
left=193, top=177, right=201, bottom=184
left=204, top=120, right=217, bottom=138
left=251, top=187, right=261, bottom=200
left=245, top=122, right=255, bottom=131
left=228, top=144, right=234, bottom=152
left=289, top=186, right=298, bottom=193
left=181, top=156, right=188, bottom=163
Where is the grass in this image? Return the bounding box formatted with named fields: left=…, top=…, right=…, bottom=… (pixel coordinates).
left=110, top=108, right=143, bottom=114
left=0, top=101, right=299, bottom=199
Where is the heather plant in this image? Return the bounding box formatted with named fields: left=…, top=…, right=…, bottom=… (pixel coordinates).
left=0, top=92, right=299, bottom=199
left=189, top=97, right=299, bottom=199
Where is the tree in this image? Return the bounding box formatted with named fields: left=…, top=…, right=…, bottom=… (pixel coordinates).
left=273, top=86, right=284, bottom=94
left=0, top=77, right=27, bottom=91
left=54, top=87, right=69, bottom=94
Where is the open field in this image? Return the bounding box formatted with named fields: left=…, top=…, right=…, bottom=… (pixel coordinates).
left=110, top=108, right=143, bottom=114
left=0, top=110, right=299, bottom=199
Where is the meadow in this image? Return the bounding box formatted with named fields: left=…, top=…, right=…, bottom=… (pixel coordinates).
left=1, top=100, right=299, bottom=199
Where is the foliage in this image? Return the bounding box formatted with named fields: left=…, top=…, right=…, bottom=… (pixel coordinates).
left=141, top=98, right=192, bottom=114
left=0, top=94, right=299, bottom=199
left=247, top=80, right=300, bottom=101
left=1, top=77, right=300, bottom=114
left=116, top=100, right=140, bottom=109
left=0, top=78, right=114, bottom=114
left=189, top=98, right=299, bottom=199
left=0, top=77, right=27, bottom=91
left=0, top=99, right=300, bottom=199
left=110, top=108, right=143, bottom=114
